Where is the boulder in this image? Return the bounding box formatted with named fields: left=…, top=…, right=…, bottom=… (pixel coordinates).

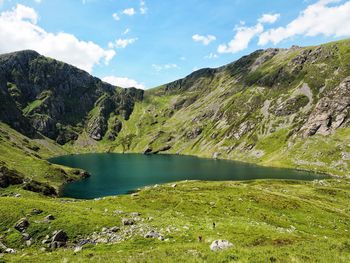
left=50, top=230, right=68, bottom=248
left=144, top=230, right=162, bottom=239
left=14, top=218, right=29, bottom=232
left=122, top=218, right=135, bottom=226
left=210, top=240, right=233, bottom=251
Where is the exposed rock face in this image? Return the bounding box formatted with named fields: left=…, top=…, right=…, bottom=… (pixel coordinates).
left=301, top=77, right=350, bottom=137
left=0, top=50, right=143, bottom=144
left=22, top=180, right=57, bottom=196
left=0, top=166, right=24, bottom=188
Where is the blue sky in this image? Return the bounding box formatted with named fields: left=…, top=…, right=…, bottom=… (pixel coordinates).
left=0, top=0, right=349, bottom=89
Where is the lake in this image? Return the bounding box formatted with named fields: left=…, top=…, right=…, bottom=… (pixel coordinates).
left=49, top=153, right=327, bottom=199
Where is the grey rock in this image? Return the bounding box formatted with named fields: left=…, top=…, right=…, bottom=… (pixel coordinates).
left=301, top=77, right=350, bottom=137
left=144, top=230, right=162, bottom=239
left=14, top=218, right=29, bottom=232
left=122, top=218, right=135, bottom=226
left=31, top=208, right=43, bottom=215
left=52, top=230, right=68, bottom=242
left=45, top=214, right=55, bottom=220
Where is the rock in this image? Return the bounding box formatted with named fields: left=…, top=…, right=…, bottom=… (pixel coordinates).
left=0, top=166, right=24, bottom=188
left=213, top=152, right=221, bottom=159
left=143, top=147, right=153, bottom=155
left=130, top=212, right=140, bottom=217
left=14, top=193, right=21, bottom=198
left=42, top=239, right=50, bottom=244
left=74, top=246, right=82, bottom=253
left=144, top=230, right=162, bottom=239
left=186, top=127, right=202, bottom=139
left=122, top=218, right=135, bottom=226
left=301, top=77, right=350, bottom=137
left=22, top=232, right=31, bottom=240
left=22, top=180, right=57, bottom=196
left=171, top=183, right=177, bottom=188
left=110, top=226, right=120, bottom=232
left=31, top=208, right=43, bottom=215
left=50, top=230, right=68, bottom=248
left=5, top=248, right=16, bottom=254
left=14, top=218, right=29, bottom=232
left=45, top=214, right=55, bottom=220
left=25, top=239, right=33, bottom=247
left=210, top=240, right=233, bottom=251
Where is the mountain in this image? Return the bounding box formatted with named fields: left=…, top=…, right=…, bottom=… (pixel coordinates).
left=1, top=39, right=350, bottom=263
left=0, top=50, right=143, bottom=144
left=0, top=38, right=350, bottom=189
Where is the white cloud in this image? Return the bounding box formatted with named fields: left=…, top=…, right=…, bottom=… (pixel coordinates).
left=122, top=28, right=130, bottom=35
left=218, top=23, right=263, bottom=54
left=102, top=76, right=145, bottom=89
left=258, top=13, right=280, bottom=24
left=123, top=8, right=135, bottom=16
left=111, top=38, right=138, bottom=48
left=112, top=13, right=120, bottom=21
left=0, top=4, right=115, bottom=73
left=192, top=34, right=216, bottom=45
left=152, top=63, right=179, bottom=72
left=259, top=0, right=350, bottom=45
left=204, top=53, right=218, bottom=59
left=140, top=0, right=147, bottom=14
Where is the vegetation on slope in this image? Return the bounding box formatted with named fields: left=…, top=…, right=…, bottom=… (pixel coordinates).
left=1, top=179, right=350, bottom=262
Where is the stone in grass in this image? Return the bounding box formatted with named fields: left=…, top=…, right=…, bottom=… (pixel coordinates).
left=14, top=218, right=29, bottom=232
left=144, top=230, right=163, bottom=240
left=50, top=230, right=68, bottom=249
left=31, top=208, right=43, bottom=215
left=45, top=214, right=55, bottom=220
left=210, top=240, right=233, bottom=251
left=122, top=218, right=135, bottom=226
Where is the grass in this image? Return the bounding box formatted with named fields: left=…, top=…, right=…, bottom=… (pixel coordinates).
left=1, top=179, right=350, bottom=262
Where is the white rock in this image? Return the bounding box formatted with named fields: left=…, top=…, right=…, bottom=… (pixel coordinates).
left=5, top=248, right=17, bottom=254
left=74, top=246, right=82, bottom=253
left=210, top=240, right=233, bottom=251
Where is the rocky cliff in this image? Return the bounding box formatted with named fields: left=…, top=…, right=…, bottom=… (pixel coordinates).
left=0, top=50, right=143, bottom=144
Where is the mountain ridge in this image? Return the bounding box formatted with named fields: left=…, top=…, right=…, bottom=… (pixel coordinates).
left=0, top=38, right=350, bottom=190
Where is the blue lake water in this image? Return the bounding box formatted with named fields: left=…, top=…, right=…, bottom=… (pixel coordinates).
left=49, top=153, right=327, bottom=199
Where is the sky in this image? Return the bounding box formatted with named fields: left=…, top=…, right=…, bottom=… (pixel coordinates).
left=0, top=0, right=349, bottom=89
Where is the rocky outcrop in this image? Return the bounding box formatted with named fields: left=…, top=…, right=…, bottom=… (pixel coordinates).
left=22, top=180, right=57, bottom=196
left=0, top=166, right=24, bottom=188
left=301, top=77, right=350, bottom=137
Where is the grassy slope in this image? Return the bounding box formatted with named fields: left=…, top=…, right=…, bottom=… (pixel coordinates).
left=88, top=38, right=350, bottom=177
left=0, top=123, right=79, bottom=188
left=1, top=179, right=350, bottom=262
